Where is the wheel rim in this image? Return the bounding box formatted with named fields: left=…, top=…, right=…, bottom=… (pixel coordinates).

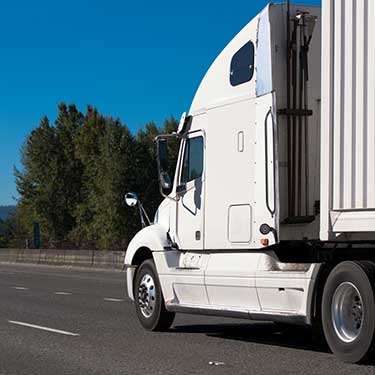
left=331, top=282, right=363, bottom=343
left=137, top=273, right=156, bottom=318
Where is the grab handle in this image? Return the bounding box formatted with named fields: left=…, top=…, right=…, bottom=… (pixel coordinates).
left=264, top=107, right=276, bottom=217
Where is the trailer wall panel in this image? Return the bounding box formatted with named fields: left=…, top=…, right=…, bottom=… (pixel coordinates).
left=321, top=0, right=375, bottom=240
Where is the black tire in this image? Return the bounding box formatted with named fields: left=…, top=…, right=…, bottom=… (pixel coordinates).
left=322, top=261, right=375, bottom=363
left=133, top=259, right=175, bottom=331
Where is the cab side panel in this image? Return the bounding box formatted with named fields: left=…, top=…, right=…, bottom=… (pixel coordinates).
left=204, top=99, right=257, bottom=250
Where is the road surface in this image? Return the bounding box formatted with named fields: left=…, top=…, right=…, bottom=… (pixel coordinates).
left=0, top=263, right=374, bottom=375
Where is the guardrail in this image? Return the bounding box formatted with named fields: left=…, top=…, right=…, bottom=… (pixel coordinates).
left=0, top=249, right=125, bottom=270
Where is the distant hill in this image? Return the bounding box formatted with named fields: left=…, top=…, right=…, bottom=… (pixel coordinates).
left=0, top=206, right=16, bottom=220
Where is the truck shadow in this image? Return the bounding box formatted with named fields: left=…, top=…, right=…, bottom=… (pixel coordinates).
left=172, top=322, right=330, bottom=354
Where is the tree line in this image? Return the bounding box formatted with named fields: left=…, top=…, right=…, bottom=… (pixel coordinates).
left=4, top=103, right=179, bottom=250
left=0, top=216, right=15, bottom=248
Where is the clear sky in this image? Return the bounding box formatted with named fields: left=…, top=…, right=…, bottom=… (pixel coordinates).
left=0, top=0, right=321, bottom=205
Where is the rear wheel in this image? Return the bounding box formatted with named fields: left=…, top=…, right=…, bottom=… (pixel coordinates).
left=134, top=259, right=175, bottom=331
left=322, top=261, right=375, bottom=363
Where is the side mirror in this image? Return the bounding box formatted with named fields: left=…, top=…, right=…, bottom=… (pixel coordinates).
left=125, top=192, right=138, bottom=207
left=158, top=139, right=169, bottom=171
left=156, top=139, right=172, bottom=192
left=160, top=171, right=172, bottom=190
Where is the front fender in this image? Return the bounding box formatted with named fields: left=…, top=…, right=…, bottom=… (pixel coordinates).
left=124, top=224, right=169, bottom=266
left=125, top=224, right=169, bottom=301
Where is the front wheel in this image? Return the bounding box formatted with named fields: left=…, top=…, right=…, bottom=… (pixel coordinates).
left=133, top=259, right=175, bottom=331
left=322, top=261, right=375, bottom=363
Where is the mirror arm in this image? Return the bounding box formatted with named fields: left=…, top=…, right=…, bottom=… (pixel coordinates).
left=158, top=183, right=178, bottom=202
left=139, top=202, right=151, bottom=227
left=138, top=204, right=146, bottom=228
left=154, top=133, right=183, bottom=142
left=175, top=183, right=187, bottom=198
left=125, top=192, right=151, bottom=227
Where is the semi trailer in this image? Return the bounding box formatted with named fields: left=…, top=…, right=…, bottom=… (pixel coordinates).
left=124, top=0, right=375, bottom=363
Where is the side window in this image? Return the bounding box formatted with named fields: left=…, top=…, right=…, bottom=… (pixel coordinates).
left=181, top=136, right=204, bottom=183
left=230, top=41, right=255, bottom=86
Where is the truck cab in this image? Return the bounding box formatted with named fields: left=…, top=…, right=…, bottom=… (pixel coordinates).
left=124, top=2, right=375, bottom=364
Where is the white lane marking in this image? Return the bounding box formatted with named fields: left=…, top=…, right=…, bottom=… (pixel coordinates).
left=104, top=298, right=124, bottom=302
left=12, top=287, right=29, bottom=290
left=54, top=292, right=72, bottom=295
left=8, top=321, right=80, bottom=336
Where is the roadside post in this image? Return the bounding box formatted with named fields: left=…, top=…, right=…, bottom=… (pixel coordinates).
left=33, top=222, right=40, bottom=249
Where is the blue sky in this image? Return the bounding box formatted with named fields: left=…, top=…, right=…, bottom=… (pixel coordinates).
left=0, top=0, right=321, bottom=205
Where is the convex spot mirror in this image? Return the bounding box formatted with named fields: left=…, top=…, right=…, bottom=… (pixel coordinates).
left=125, top=192, right=138, bottom=207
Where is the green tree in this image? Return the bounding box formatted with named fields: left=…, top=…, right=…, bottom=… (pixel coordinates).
left=0, top=219, right=7, bottom=247
left=15, top=116, right=63, bottom=243
left=94, top=120, right=135, bottom=249
left=69, top=106, right=106, bottom=248
left=71, top=108, right=137, bottom=249
left=0, top=212, right=18, bottom=248
left=15, top=104, right=84, bottom=246
left=54, top=103, right=84, bottom=238
left=14, top=104, right=180, bottom=250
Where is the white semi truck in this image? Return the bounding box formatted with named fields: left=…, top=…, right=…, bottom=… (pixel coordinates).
left=124, top=0, right=375, bottom=364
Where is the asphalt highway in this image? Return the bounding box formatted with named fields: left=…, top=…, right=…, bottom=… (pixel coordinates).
left=0, top=263, right=374, bottom=375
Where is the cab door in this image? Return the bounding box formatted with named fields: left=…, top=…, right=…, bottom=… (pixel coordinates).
left=175, top=130, right=205, bottom=250
left=164, top=127, right=209, bottom=307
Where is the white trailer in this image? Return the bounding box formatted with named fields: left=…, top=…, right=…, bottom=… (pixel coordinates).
left=321, top=0, right=375, bottom=240
left=124, top=1, right=375, bottom=364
